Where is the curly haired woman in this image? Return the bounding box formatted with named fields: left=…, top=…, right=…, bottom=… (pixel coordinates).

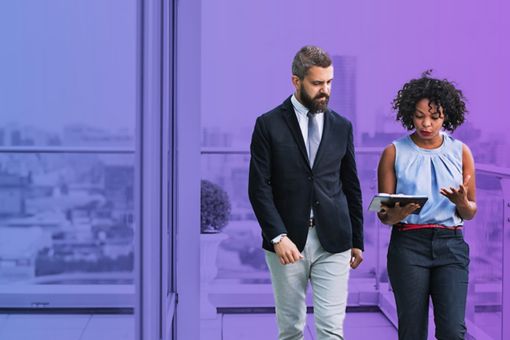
left=377, top=71, right=477, bottom=340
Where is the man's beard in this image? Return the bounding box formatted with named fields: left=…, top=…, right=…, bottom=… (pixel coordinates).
left=299, top=85, right=329, bottom=113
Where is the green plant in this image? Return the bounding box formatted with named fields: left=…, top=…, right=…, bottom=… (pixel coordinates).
left=200, top=179, right=231, bottom=233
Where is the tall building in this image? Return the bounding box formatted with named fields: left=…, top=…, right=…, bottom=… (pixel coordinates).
left=329, top=56, right=357, bottom=143
left=103, top=161, right=134, bottom=215
left=0, top=171, right=27, bottom=216
left=201, top=127, right=232, bottom=147
left=11, top=130, right=22, bottom=146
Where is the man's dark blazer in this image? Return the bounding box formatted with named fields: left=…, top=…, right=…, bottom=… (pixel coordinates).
left=248, top=96, right=364, bottom=253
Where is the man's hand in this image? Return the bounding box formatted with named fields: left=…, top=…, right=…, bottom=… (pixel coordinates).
left=274, top=237, right=304, bottom=265
left=350, top=248, right=363, bottom=269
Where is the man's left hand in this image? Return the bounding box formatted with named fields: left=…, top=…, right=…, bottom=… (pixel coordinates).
left=350, top=248, right=363, bottom=269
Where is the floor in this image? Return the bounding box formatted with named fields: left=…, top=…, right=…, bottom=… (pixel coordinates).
left=0, top=313, right=135, bottom=340
left=222, top=312, right=397, bottom=339
left=0, top=311, right=397, bottom=340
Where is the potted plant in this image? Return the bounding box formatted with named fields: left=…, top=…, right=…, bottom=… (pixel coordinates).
left=200, top=179, right=231, bottom=319
left=201, top=179, right=231, bottom=233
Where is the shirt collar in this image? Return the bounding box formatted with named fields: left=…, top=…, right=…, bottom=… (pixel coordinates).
left=291, top=94, right=324, bottom=117
left=291, top=94, right=309, bottom=118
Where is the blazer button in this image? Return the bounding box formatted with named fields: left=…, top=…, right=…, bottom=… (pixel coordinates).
left=315, top=200, right=320, bottom=206
left=307, top=176, right=313, bottom=181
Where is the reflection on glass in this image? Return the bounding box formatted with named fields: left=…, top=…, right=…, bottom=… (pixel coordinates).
left=0, top=153, right=134, bottom=285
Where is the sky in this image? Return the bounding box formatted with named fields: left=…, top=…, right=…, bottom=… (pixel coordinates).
left=0, top=0, right=137, bottom=133
left=201, top=0, right=510, bottom=143
left=0, top=0, right=508, bottom=143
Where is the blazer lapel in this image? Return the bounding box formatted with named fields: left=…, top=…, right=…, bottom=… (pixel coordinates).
left=281, top=99, right=310, bottom=168
left=312, top=109, right=332, bottom=170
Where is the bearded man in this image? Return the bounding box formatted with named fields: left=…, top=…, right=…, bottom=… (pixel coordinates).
left=248, top=45, right=364, bottom=340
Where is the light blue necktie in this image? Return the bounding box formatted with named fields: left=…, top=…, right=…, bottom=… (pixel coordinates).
left=307, top=112, right=320, bottom=167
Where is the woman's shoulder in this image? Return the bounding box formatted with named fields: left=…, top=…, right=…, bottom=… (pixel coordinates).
left=443, top=132, right=465, bottom=144
left=443, top=133, right=465, bottom=152
left=378, top=143, right=396, bottom=172
left=381, top=143, right=396, bottom=158
left=391, top=134, right=414, bottom=152
left=392, top=134, right=411, bottom=144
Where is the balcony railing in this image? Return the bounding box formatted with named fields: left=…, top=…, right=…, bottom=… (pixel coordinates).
left=0, top=146, right=135, bottom=308
left=201, top=147, right=510, bottom=340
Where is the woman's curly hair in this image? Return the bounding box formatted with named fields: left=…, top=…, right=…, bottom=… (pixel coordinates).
left=392, top=70, right=467, bottom=132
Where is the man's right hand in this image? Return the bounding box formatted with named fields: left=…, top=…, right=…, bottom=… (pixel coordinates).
left=274, top=237, right=304, bottom=265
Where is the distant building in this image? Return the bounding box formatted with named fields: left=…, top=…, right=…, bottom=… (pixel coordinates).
left=10, top=130, right=23, bottom=146
left=0, top=227, right=51, bottom=283
left=62, top=124, right=134, bottom=147
left=100, top=156, right=134, bottom=226
left=104, top=165, right=133, bottom=210
left=329, top=56, right=357, bottom=143
left=5, top=126, right=51, bottom=146
left=361, top=132, right=403, bottom=147
left=202, top=127, right=232, bottom=147
left=0, top=171, right=28, bottom=216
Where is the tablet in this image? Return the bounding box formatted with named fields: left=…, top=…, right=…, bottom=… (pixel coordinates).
left=368, top=193, right=428, bottom=215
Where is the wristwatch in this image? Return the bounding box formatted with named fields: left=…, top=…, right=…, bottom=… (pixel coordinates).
left=271, top=234, right=287, bottom=245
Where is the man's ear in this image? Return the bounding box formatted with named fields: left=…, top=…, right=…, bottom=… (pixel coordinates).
left=291, top=75, right=301, bottom=91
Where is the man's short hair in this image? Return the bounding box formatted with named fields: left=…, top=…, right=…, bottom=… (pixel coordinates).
left=292, top=46, right=332, bottom=80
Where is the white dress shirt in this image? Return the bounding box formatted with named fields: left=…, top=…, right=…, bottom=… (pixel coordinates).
left=290, top=94, right=324, bottom=153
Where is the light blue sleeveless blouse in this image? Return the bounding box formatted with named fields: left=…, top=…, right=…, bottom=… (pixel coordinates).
left=393, top=133, right=464, bottom=226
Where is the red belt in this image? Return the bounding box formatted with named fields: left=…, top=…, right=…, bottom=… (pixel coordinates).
left=395, top=223, right=463, bottom=231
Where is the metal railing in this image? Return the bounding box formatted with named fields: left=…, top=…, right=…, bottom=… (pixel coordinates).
left=201, top=147, right=510, bottom=340
left=0, top=146, right=134, bottom=154
left=0, top=145, right=136, bottom=308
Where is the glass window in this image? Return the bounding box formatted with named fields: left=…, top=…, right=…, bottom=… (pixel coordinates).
left=0, top=0, right=136, bottom=308
left=0, top=153, right=134, bottom=286
left=0, top=1, right=136, bottom=147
